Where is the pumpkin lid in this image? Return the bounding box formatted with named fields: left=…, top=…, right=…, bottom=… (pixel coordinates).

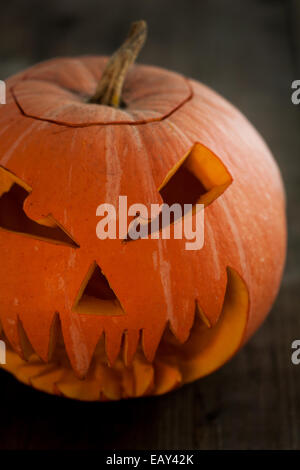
left=12, top=57, right=192, bottom=127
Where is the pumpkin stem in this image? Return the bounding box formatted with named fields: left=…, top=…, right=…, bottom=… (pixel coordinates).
left=89, top=20, right=147, bottom=107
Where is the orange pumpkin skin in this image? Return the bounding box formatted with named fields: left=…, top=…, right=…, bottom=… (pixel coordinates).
left=0, top=57, right=286, bottom=400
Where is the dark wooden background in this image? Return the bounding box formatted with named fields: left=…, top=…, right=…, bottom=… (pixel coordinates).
left=0, top=0, right=299, bottom=450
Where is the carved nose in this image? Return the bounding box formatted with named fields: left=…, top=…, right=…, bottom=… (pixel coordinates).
left=72, top=262, right=124, bottom=316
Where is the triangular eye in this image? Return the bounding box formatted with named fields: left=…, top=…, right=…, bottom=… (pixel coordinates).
left=125, top=143, right=233, bottom=241
left=0, top=166, right=78, bottom=247
left=159, top=142, right=232, bottom=210
left=73, top=262, right=124, bottom=316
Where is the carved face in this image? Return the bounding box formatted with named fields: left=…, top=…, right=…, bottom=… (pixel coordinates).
left=0, top=57, right=286, bottom=400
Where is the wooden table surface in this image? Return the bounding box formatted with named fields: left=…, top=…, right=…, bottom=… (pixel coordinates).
left=0, top=0, right=299, bottom=450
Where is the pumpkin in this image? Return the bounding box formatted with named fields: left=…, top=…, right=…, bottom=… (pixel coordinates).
left=0, top=21, right=286, bottom=400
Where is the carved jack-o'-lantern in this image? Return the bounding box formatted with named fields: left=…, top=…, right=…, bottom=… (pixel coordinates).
left=0, top=22, right=286, bottom=400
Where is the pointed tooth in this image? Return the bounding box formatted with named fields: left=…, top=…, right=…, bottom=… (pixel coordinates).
left=17, top=317, right=34, bottom=360
left=123, top=329, right=140, bottom=366
left=105, top=329, right=123, bottom=366
left=196, top=302, right=212, bottom=328
left=142, top=321, right=166, bottom=363
left=133, top=353, right=154, bottom=397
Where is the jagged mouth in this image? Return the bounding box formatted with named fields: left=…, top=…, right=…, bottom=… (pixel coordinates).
left=0, top=267, right=249, bottom=401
